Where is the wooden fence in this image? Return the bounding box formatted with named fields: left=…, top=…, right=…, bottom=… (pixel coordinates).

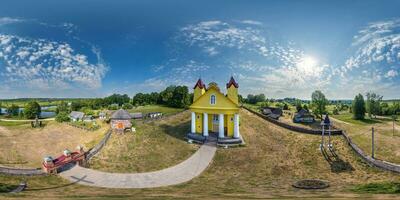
left=342, top=130, right=400, bottom=173
left=243, top=106, right=342, bottom=135
left=244, top=106, right=400, bottom=173
left=85, top=129, right=112, bottom=161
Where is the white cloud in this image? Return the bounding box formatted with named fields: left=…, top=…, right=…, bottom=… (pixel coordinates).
left=239, top=20, right=263, bottom=26
left=0, top=17, right=24, bottom=26
left=345, top=19, right=400, bottom=70
left=150, top=20, right=334, bottom=98
left=0, top=34, right=108, bottom=90
left=180, top=20, right=268, bottom=55
left=385, top=69, right=398, bottom=78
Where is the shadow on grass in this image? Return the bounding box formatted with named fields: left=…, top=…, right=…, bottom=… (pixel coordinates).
left=0, top=183, right=18, bottom=193
left=159, top=121, right=190, bottom=142
left=321, top=146, right=354, bottom=173
left=358, top=118, right=383, bottom=124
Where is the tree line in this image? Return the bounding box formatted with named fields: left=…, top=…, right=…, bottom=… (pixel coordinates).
left=352, top=92, right=399, bottom=120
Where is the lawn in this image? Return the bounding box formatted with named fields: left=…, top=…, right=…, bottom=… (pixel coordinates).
left=127, top=104, right=184, bottom=117
left=0, top=120, right=30, bottom=127
left=332, top=112, right=400, bottom=164
left=89, top=111, right=198, bottom=173
left=0, top=121, right=107, bottom=168
left=1, top=109, right=400, bottom=198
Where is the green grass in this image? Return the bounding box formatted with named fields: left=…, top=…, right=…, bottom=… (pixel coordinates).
left=127, top=104, right=184, bottom=116
left=89, top=111, right=197, bottom=173
left=2, top=109, right=400, bottom=198
left=333, top=112, right=382, bottom=125
left=352, top=182, right=400, bottom=194
left=0, top=120, right=30, bottom=126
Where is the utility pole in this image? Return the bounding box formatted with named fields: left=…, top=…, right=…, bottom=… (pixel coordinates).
left=371, top=127, right=375, bottom=159
left=392, top=114, right=397, bottom=137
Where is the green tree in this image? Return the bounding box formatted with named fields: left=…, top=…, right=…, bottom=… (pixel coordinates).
left=132, top=93, right=146, bottom=106
left=24, top=101, right=41, bottom=119
left=7, top=104, right=19, bottom=116
left=366, top=92, right=383, bottom=118
left=169, top=86, right=190, bottom=108
left=70, top=101, right=82, bottom=111
left=311, top=90, right=328, bottom=119
left=122, top=103, right=133, bottom=110
left=55, top=112, right=70, bottom=122
left=160, top=86, right=176, bottom=104
left=295, top=100, right=303, bottom=112
left=303, top=104, right=309, bottom=111
left=56, top=101, right=69, bottom=114
left=352, top=93, right=366, bottom=120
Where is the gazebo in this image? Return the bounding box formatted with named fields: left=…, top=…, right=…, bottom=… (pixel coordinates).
left=110, top=109, right=132, bottom=133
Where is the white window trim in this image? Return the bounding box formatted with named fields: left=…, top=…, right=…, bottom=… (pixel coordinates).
left=210, top=94, right=216, bottom=105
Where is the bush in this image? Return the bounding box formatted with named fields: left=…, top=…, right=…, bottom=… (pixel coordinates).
left=122, top=103, right=133, bottom=110
left=108, top=104, right=119, bottom=110
left=283, top=103, right=289, bottom=110
left=55, top=112, right=70, bottom=122
left=333, top=108, right=339, bottom=115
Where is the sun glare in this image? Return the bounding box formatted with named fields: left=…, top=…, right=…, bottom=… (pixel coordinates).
left=296, top=55, right=318, bottom=74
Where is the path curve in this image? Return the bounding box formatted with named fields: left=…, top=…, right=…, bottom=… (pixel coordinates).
left=59, top=140, right=217, bottom=188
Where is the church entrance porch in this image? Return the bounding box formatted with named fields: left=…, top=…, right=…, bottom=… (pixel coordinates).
left=187, top=112, right=243, bottom=146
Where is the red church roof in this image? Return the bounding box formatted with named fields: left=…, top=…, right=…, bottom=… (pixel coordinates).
left=193, top=78, right=206, bottom=89
left=226, top=76, right=239, bottom=88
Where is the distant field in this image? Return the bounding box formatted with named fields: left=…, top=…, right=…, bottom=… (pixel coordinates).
left=1, top=108, right=400, bottom=198
left=127, top=104, right=184, bottom=116
left=332, top=112, right=400, bottom=164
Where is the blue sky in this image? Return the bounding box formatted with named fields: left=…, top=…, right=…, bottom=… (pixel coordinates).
left=0, top=0, right=400, bottom=99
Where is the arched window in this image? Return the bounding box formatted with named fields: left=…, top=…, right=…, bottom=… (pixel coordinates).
left=210, top=95, right=216, bottom=105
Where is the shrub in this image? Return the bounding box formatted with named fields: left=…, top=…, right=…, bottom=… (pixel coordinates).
left=122, top=103, right=133, bottom=110
left=55, top=112, right=70, bottom=122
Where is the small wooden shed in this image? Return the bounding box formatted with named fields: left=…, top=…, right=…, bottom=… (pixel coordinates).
left=111, top=109, right=132, bottom=132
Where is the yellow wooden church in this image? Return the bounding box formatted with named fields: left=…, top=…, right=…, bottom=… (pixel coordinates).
left=188, top=77, right=242, bottom=145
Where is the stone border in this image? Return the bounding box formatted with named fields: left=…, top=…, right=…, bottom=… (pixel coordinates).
left=292, top=179, right=329, bottom=189
left=243, top=106, right=342, bottom=135
left=0, top=166, right=45, bottom=176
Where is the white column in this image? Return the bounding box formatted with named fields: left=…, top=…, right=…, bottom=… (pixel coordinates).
left=218, top=114, right=224, bottom=138
left=191, top=112, right=196, bottom=134
left=234, top=114, right=240, bottom=138
left=203, top=113, right=208, bottom=137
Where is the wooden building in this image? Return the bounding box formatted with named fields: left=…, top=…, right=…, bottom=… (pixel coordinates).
left=111, top=109, right=132, bottom=132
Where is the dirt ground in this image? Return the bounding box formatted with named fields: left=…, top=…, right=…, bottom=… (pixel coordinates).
left=0, top=121, right=107, bottom=168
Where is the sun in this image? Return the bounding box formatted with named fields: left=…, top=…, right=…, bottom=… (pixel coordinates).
left=296, top=55, right=318, bottom=74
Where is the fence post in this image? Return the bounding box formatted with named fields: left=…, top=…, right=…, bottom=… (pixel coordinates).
left=372, top=127, right=375, bottom=159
